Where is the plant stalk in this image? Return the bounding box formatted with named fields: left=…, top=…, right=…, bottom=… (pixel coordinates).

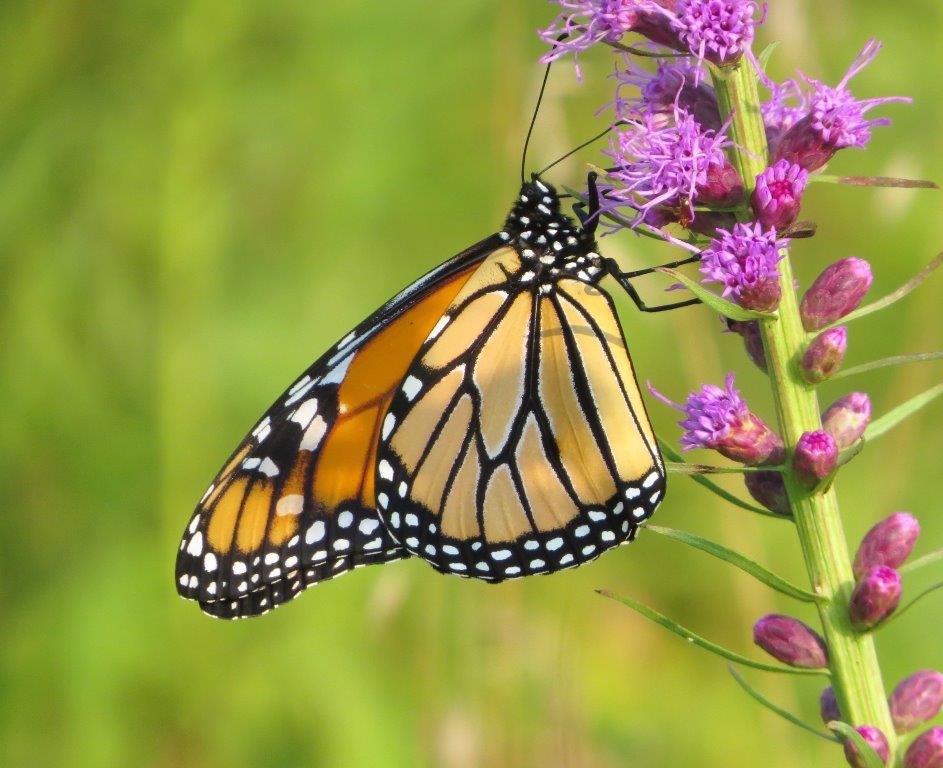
left=711, top=61, right=898, bottom=752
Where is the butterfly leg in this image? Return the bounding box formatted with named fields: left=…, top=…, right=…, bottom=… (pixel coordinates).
left=607, top=268, right=702, bottom=313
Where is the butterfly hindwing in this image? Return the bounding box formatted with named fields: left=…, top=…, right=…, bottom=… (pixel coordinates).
left=176, top=237, right=500, bottom=617
left=374, top=197, right=666, bottom=582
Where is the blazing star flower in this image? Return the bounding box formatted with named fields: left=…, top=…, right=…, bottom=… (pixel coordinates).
left=752, top=159, right=808, bottom=230
left=538, top=0, right=680, bottom=68
left=672, top=0, right=759, bottom=68
left=761, top=76, right=808, bottom=153
left=772, top=39, right=912, bottom=170
left=605, top=106, right=731, bottom=223
left=699, top=222, right=787, bottom=312
left=612, top=58, right=721, bottom=129
left=649, top=374, right=784, bottom=464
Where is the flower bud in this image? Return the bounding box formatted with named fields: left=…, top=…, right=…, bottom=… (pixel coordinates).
left=753, top=160, right=809, bottom=230
left=822, top=393, right=872, bottom=450
left=800, top=257, right=874, bottom=331
left=753, top=614, right=828, bottom=668
left=853, top=513, right=921, bottom=579
left=843, top=725, right=890, bottom=768
left=773, top=115, right=840, bottom=173
left=698, top=161, right=745, bottom=209
left=890, top=671, right=943, bottom=734
left=905, top=727, right=943, bottom=768
left=744, top=470, right=790, bottom=516
left=726, top=320, right=768, bottom=373
left=793, top=430, right=838, bottom=488
left=850, top=566, right=902, bottom=630
left=801, top=327, right=848, bottom=383
left=820, top=686, right=842, bottom=724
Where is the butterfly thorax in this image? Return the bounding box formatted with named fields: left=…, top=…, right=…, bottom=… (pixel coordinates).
left=499, top=179, right=604, bottom=289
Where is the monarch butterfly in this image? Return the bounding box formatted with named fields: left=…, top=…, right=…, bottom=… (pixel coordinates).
left=175, top=172, right=697, bottom=619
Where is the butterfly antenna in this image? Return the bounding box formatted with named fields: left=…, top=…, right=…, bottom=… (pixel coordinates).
left=521, top=57, right=555, bottom=184
left=536, top=125, right=613, bottom=178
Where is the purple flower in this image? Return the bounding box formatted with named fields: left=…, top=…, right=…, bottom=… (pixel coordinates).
left=672, top=0, right=758, bottom=67
left=905, top=727, right=943, bottom=768
left=538, top=0, right=680, bottom=67
left=761, top=76, right=808, bottom=153
left=843, top=725, right=890, bottom=767
left=613, top=58, right=722, bottom=130
left=820, top=686, right=842, bottom=724
left=890, top=671, right=943, bottom=734
left=800, top=257, right=873, bottom=331
left=605, top=107, right=732, bottom=223
left=853, top=512, right=921, bottom=579
left=792, top=430, right=838, bottom=488
left=699, top=222, right=787, bottom=311
left=773, top=40, right=911, bottom=171
left=753, top=614, right=828, bottom=668
left=822, top=393, right=872, bottom=450
left=752, top=160, right=809, bottom=230
left=649, top=374, right=784, bottom=464
left=801, top=327, right=848, bottom=384
left=726, top=319, right=767, bottom=372
left=744, top=470, right=790, bottom=516
left=850, top=566, right=902, bottom=630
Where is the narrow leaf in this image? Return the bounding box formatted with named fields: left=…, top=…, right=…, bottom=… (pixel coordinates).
left=836, top=438, right=865, bottom=468
left=900, top=547, right=943, bottom=575
left=665, top=461, right=782, bottom=475
left=728, top=666, right=839, bottom=742
left=658, top=440, right=788, bottom=520
left=607, top=40, right=689, bottom=59
left=827, top=722, right=886, bottom=768
left=810, top=174, right=939, bottom=189
left=646, top=525, right=820, bottom=603
left=864, top=383, right=943, bottom=442
left=597, top=589, right=828, bottom=676
left=886, top=581, right=943, bottom=625
left=835, top=251, right=943, bottom=327
left=831, top=351, right=943, bottom=381
left=657, top=267, right=775, bottom=321
left=755, top=41, right=780, bottom=73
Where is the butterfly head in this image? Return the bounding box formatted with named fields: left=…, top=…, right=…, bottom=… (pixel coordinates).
left=501, top=177, right=599, bottom=268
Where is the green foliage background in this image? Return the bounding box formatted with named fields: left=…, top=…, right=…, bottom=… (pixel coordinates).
left=2, top=1, right=941, bottom=766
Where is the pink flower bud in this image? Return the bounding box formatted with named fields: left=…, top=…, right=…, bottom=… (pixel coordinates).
left=753, top=614, right=828, bottom=668
left=698, top=161, right=745, bottom=209
left=801, top=327, right=848, bottom=383
left=850, top=566, right=902, bottom=630
left=823, top=393, right=872, bottom=450
left=800, top=257, right=874, bottom=331
left=853, top=513, right=921, bottom=579
left=726, top=320, right=768, bottom=373
left=820, top=685, right=842, bottom=724
left=890, top=671, right=943, bottom=734
left=753, top=160, right=809, bottom=230
left=843, top=725, right=890, bottom=767
left=793, top=430, right=838, bottom=488
left=744, top=470, right=790, bottom=516
left=905, top=727, right=943, bottom=768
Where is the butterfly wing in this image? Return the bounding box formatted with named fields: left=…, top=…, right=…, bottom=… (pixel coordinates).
left=176, top=236, right=500, bottom=618
left=374, top=245, right=666, bottom=580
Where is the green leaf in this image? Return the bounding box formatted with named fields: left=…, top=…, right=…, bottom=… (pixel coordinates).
left=809, top=174, right=938, bottom=189
left=665, top=461, right=782, bottom=475
left=755, top=41, right=780, bottom=73
left=864, top=383, right=943, bottom=443
left=836, top=438, right=865, bottom=469
left=827, top=722, right=886, bottom=768
left=658, top=440, right=789, bottom=520
left=900, top=547, right=943, bottom=575
left=831, top=351, right=943, bottom=381
left=834, top=251, right=943, bottom=327
left=885, top=581, right=943, bottom=625
left=728, top=666, right=839, bottom=742
left=657, top=267, right=775, bottom=321
left=645, top=525, right=820, bottom=603
left=597, top=589, right=828, bottom=676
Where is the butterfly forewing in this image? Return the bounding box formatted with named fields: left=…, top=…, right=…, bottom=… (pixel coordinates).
left=374, top=187, right=666, bottom=581
left=176, top=238, right=499, bottom=617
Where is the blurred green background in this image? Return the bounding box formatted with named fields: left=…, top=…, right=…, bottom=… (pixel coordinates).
left=2, top=1, right=941, bottom=766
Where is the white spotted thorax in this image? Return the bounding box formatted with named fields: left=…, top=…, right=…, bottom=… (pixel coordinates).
left=498, top=178, right=604, bottom=292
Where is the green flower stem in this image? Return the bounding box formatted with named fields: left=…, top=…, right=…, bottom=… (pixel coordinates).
left=711, top=61, right=898, bottom=750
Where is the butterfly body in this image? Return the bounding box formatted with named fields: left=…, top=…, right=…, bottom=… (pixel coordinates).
left=177, top=179, right=666, bottom=618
